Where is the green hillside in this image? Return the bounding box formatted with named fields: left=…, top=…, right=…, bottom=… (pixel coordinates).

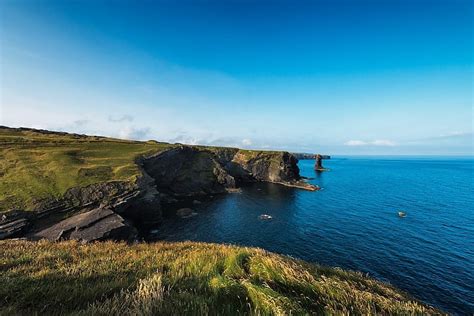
left=0, top=127, right=172, bottom=212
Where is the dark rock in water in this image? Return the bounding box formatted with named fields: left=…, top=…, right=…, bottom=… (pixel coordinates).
left=33, top=207, right=136, bottom=242
left=176, top=208, right=195, bottom=218
left=226, top=187, right=242, bottom=193
left=192, top=200, right=202, bottom=205
left=315, top=154, right=328, bottom=171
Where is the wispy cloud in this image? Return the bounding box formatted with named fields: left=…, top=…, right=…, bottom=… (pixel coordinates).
left=371, top=139, right=396, bottom=146
left=108, top=115, right=134, bottom=123
left=344, top=139, right=396, bottom=146
left=72, top=119, right=89, bottom=127
left=118, top=126, right=150, bottom=140
left=430, top=131, right=472, bottom=140
left=345, top=140, right=366, bottom=146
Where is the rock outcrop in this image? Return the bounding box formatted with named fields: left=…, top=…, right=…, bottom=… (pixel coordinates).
left=111, top=171, right=162, bottom=227
left=0, top=211, right=30, bottom=239
left=230, top=150, right=300, bottom=182
left=33, top=207, right=136, bottom=242
left=143, top=146, right=236, bottom=197
left=62, top=181, right=134, bottom=207
left=0, top=176, right=161, bottom=241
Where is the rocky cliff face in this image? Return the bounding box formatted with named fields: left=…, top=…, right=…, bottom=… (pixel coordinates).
left=230, top=150, right=301, bottom=183
left=141, top=146, right=313, bottom=198
left=292, top=153, right=331, bottom=160
left=142, top=146, right=236, bottom=197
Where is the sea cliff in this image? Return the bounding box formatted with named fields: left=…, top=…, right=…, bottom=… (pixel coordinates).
left=0, top=126, right=316, bottom=241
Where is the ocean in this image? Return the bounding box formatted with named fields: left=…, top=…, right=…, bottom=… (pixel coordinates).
left=152, top=156, right=474, bottom=314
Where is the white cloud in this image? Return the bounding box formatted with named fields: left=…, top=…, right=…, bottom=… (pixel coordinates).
left=108, top=115, right=134, bottom=123
left=345, top=140, right=367, bottom=146
left=371, top=139, right=396, bottom=146
left=344, top=139, right=396, bottom=146
left=118, top=126, right=151, bottom=140
left=242, top=139, right=252, bottom=146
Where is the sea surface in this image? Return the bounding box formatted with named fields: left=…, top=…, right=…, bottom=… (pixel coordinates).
left=152, top=157, right=474, bottom=314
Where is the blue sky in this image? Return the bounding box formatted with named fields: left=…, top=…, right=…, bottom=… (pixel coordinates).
left=1, top=0, right=472, bottom=155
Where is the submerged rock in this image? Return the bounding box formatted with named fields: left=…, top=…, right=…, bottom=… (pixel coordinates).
left=33, top=207, right=136, bottom=242
left=176, top=208, right=196, bottom=218
left=226, top=187, right=242, bottom=193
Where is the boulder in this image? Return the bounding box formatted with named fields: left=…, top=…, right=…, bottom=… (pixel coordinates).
left=33, top=207, right=136, bottom=242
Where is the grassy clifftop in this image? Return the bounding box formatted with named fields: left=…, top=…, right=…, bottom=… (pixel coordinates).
left=0, top=240, right=442, bottom=315
left=0, top=127, right=172, bottom=212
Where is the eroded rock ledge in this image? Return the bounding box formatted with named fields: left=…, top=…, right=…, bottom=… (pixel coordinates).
left=1, top=146, right=318, bottom=242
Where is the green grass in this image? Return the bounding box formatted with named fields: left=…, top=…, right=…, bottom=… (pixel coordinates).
left=0, top=240, right=443, bottom=315
left=0, top=127, right=172, bottom=212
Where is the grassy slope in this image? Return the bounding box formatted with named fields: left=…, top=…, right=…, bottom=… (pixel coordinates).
left=0, top=127, right=172, bottom=212
left=0, top=240, right=442, bottom=315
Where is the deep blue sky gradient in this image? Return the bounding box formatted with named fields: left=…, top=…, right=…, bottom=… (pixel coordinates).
left=1, top=0, right=472, bottom=154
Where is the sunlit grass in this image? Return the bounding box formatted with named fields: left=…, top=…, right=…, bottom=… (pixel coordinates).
left=0, top=127, right=172, bottom=212
left=0, top=240, right=443, bottom=315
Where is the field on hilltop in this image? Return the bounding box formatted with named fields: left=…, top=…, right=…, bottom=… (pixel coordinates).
left=0, top=239, right=442, bottom=315
left=0, top=127, right=172, bottom=212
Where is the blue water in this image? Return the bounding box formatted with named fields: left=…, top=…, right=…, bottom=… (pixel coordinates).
left=153, top=157, right=474, bottom=314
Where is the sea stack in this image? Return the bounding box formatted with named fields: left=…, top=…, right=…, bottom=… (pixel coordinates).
left=314, top=154, right=326, bottom=171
